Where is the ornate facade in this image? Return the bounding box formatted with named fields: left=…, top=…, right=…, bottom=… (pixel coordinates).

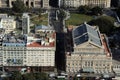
left=62, top=0, right=111, bottom=8
left=0, top=0, right=49, bottom=8
left=65, top=23, right=112, bottom=75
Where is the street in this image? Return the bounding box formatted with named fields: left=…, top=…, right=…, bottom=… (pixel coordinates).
left=48, top=8, right=66, bottom=71
left=49, top=8, right=64, bottom=33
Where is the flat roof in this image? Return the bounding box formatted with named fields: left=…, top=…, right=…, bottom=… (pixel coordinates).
left=27, top=41, right=55, bottom=47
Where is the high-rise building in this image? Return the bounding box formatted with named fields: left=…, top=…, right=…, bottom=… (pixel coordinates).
left=22, top=13, right=30, bottom=34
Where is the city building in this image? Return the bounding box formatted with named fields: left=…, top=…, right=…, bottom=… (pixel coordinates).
left=112, top=60, right=120, bottom=76
left=1, top=25, right=56, bottom=72
left=0, top=0, right=8, bottom=8
left=2, top=34, right=26, bottom=71
left=0, top=0, right=49, bottom=8
left=22, top=13, right=30, bottom=34
left=0, top=16, right=16, bottom=34
left=0, top=14, right=7, bottom=18
left=26, top=25, right=56, bottom=72
left=0, top=46, right=2, bottom=66
left=61, top=0, right=111, bottom=8
left=65, top=23, right=113, bottom=76
left=0, top=28, right=5, bottom=67
left=42, top=0, right=50, bottom=8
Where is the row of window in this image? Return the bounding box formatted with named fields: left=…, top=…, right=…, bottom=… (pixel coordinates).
left=67, top=61, right=110, bottom=67
left=64, top=0, right=108, bottom=8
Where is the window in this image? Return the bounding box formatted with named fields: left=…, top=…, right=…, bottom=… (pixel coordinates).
left=91, top=61, right=93, bottom=66
left=96, top=64, right=98, bottom=66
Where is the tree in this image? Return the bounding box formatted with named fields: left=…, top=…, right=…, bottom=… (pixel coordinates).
left=10, top=71, right=22, bottom=80
left=91, top=6, right=102, bottom=15
left=38, top=8, right=42, bottom=17
left=88, top=16, right=115, bottom=35
left=23, top=73, right=36, bottom=80
left=34, top=72, right=48, bottom=80
left=58, top=9, right=66, bottom=20
left=22, top=72, right=48, bottom=80
left=111, top=0, right=119, bottom=7
left=2, top=77, right=9, bottom=80
left=117, top=7, right=120, bottom=18
left=12, top=0, right=26, bottom=13
left=49, top=0, right=58, bottom=7
left=78, top=5, right=90, bottom=14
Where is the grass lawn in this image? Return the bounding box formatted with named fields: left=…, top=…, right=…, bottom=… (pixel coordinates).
left=31, top=13, right=48, bottom=26
left=66, top=13, right=93, bottom=27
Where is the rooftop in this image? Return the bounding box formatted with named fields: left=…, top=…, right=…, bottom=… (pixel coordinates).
left=35, top=25, right=53, bottom=31
left=101, top=34, right=111, bottom=57
left=27, top=41, right=55, bottom=47
left=27, top=30, right=56, bottom=47
left=0, top=14, right=7, bottom=18
left=2, top=34, right=27, bottom=46
left=73, top=23, right=102, bottom=47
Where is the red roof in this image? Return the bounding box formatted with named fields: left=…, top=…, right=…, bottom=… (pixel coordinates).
left=27, top=42, right=55, bottom=47
left=101, top=34, right=111, bottom=57
left=27, top=32, right=56, bottom=47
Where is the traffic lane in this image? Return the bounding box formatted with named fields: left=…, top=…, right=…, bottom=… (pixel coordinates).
left=51, top=20, right=63, bottom=33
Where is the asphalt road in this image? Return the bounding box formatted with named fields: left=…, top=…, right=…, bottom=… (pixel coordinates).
left=49, top=8, right=64, bottom=33
left=48, top=8, right=66, bottom=71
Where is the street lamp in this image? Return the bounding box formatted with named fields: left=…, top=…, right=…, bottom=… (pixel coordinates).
left=58, top=0, right=61, bottom=8
left=77, top=74, right=81, bottom=80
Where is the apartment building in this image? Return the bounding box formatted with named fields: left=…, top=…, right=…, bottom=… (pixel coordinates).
left=1, top=34, right=27, bottom=71
left=0, top=29, right=5, bottom=68
left=65, top=23, right=113, bottom=76
left=62, top=0, right=111, bottom=8
left=0, top=46, right=2, bottom=66
left=0, top=0, right=8, bottom=8
left=1, top=25, right=56, bottom=72
left=26, top=25, right=56, bottom=72
left=22, top=13, right=30, bottom=34
left=42, top=0, right=49, bottom=8
left=0, top=16, right=16, bottom=34
left=0, top=0, right=49, bottom=8
left=112, top=60, right=120, bottom=76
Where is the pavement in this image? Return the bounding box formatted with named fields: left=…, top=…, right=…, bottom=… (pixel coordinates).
left=49, top=8, right=64, bottom=33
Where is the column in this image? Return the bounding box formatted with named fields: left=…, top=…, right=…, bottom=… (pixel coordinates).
left=28, top=0, right=31, bottom=8
left=9, top=0, right=12, bottom=8
left=33, top=0, right=35, bottom=7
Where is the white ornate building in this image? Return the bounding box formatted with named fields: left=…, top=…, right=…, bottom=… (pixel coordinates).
left=65, top=23, right=112, bottom=75
left=0, top=0, right=49, bottom=8
left=26, top=25, right=56, bottom=71
left=0, top=16, right=16, bottom=34
left=61, top=0, right=111, bottom=8
left=1, top=25, right=56, bottom=72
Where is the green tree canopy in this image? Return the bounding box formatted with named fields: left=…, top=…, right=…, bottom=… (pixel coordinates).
left=117, top=7, right=120, bottom=18
left=10, top=71, right=22, bottom=80
left=23, top=73, right=36, bottom=80
left=78, top=5, right=90, bottom=14
left=22, top=72, right=48, bottom=80
left=2, top=72, right=49, bottom=80
left=12, top=0, right=26, bottom=13
left=91, top=6, right=102, bottom=15
left=34, top=72, right=48, bottom=80
left=88, top=16, right=115, bottom=35
left=58, top=9, right=66, bottom=20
